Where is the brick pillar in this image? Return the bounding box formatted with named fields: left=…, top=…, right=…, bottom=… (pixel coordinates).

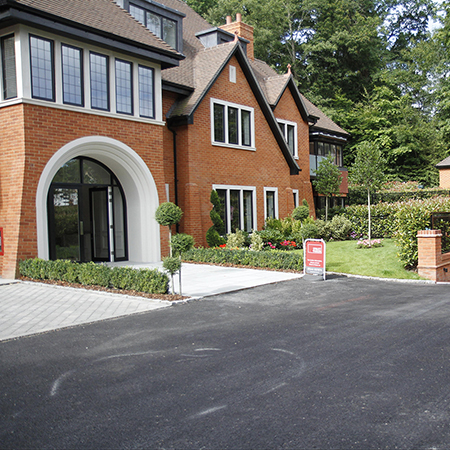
left=285, top=187, right=294, bottom=216
left=417, top=230, right=442, bottom=281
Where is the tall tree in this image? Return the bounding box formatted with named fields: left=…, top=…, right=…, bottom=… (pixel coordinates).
left=349, top=142, right=385, bottom=243
left=313, top=156, right=342, bottom=221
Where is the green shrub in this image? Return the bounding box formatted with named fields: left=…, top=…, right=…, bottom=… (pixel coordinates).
left=226, top=229, right=247, bottom=248
left=329, top=215, right=352, bottom=240
left=206, top=190, right=226, bottom=247
left=155, top=202, right=183, bottom=227
left=299, top=222, right=320, bottom=241
left=171, top=233, right=195, bottom=256
left=162, top=256, right=181, bottom=275
left=19, top=259, right=169, bottom=294
left=265, top=217, right=283, bottom=231
left=292, top=205, right=309, bottom=221
left=183, top=247, right=303, bottom=271
left=250, top=231, right=264, bottom=251
left=258, top=228, right=284, bottom=247
left=78, top=262, right=110, bottom=287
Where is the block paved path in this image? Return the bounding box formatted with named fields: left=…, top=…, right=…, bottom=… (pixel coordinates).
left=0, top=281, right=169, bottom=341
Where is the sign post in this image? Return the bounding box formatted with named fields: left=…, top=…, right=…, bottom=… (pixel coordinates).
left=304, top=238, right=326, bottom=280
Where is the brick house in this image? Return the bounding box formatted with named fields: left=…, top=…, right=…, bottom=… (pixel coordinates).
left=0, top=0, right=348, bottom=278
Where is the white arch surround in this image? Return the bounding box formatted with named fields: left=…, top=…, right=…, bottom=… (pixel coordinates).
left=36, top=136, right=161, bottom=262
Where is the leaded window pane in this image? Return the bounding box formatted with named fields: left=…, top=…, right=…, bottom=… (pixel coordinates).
left=62, top=45, right=83, bottom=106
left=2, top=35, right=16, bottom=99
left=30, top=36, right=54, bottom=101
left=139, top=65, right=154, bottom=118
left=90, top=53, right=109, bottom=110
left=214, top=103, right=225, bottom=142
left=228, top=107, right=238, bottom=145
left=130, top=4, right=145, bottom=25
left=163, top=17, right=177, bottom=48
left=147, top=12, right=161, bottom=37
left=115, top=59, right=133, bottom=115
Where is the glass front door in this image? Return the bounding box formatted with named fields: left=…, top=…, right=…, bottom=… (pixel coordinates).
left=48, top=157, right=127, bottom=262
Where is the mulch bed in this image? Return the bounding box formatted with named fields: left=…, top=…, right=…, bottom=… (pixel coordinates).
left=19, top=277, right=188, bottom=302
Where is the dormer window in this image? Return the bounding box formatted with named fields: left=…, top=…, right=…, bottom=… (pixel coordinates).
left=126, top=1, right=184, bottom=52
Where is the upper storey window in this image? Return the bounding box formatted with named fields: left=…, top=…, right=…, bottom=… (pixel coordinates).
left=277, top=119, right=297, bottom=159
left=30, top=35, right=54, bottom=101
left=211, top=98, right=255, bottom=150
left=128, top=1, right=182, bottom=51
left=1, top=35, right=17, bottom=99
left=62, top=44, right=83, bottom=106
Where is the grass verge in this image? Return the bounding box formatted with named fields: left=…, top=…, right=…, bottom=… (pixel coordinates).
left=325, top=239, right=423, bottom=280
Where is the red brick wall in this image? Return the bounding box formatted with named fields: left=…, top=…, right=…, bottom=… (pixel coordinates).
left=0, top=103, right=168, bottom=277
left=169, top=55, right=310, bottom=246
left=273, top=87, right=315, bottom=216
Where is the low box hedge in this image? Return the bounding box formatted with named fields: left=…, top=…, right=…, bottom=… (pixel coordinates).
left=182, top=247, right=303, bottom=271
left=19, top=259, right=169, bottom=295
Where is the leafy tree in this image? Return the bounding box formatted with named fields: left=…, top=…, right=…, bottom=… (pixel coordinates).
left=349, top=141, right=385, bottom=243
left=313, top=156, right=342, bottom=221
left=155, top=202, right=183, bottom=256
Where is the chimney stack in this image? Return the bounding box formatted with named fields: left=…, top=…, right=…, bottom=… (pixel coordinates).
left=219, top=14, right=254, bottom=60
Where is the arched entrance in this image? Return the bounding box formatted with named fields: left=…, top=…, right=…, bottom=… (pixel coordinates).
left=36, top=136, right=161, bottom=263
left=48, top=157, right=127, bottom=262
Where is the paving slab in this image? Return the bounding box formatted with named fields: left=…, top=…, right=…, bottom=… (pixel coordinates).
left=111, top=262, right=303, bottom=298
left=0, top=263, right=303, bottom=342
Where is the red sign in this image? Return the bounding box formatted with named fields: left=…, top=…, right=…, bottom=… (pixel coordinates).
left=304, top=239, right=326, bottom=279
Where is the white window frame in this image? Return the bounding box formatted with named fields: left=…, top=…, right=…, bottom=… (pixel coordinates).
left=292, top=189, right=299, bottom=208
left=277, top=118, right=298, bottom=159
left=229, top=65, right=236, bottom=83
left=264, top=187, right=278, bottom=220
left=213, top=184, right=257, bottom=233
left=210, top=98, right=255, bottom=151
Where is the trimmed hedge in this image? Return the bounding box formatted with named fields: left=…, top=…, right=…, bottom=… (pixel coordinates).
left=19, top=259, right=169, bottom=294
left=348, top=186, right=450, bottom=206
left=182, top=247, right=303, bottom=271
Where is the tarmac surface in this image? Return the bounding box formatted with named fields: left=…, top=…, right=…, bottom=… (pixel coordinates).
left=2, top=274, right=450, bottom=449
left=0, top=262, right=302, bottom=341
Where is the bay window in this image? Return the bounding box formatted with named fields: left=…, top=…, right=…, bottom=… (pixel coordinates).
left=62, top=44, right=83, bottom=106
left=1, top=34, right=17, bottom=100
left=30, top=35, right=54, bottom=101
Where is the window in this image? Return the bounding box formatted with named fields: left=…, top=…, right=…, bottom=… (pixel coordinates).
left=211, top=99, right=254, bottom=149
left=277, top=119, right=297, bottom=158
left=115, top=59, right=133, bottom=115
left=264, top=188, right=278, bottom=220
left=213, top=185, right=256, bottom=234
left=293, top=189, right=299, bottom=208
left=90, top=52, right=109, bottom=111
left=30, top=35, right=54, bottom=101
left=138, top=65, right=154, bottom=118
left=62, top=44, right=83, bottom=106
left=229, top=65, right=236, bottom=83
left=1, top=35, right=16, bottom=100
left=129, top=3, right=177, bottom=49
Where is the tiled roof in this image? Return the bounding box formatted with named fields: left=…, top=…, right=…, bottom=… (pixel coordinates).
left=436, top=156, right=450, bottom=168
left=13, top=0, right=181, bottom=56
left=301, top=95, right=349, bottom=136
left=168, top=42, right=236, bottom=117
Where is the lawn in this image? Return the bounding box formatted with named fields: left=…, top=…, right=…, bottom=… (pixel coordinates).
left=323, top=238, right=423, bottom=280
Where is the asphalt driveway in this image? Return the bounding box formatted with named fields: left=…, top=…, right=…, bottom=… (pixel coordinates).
left=1, top=275, right=450, bottom=449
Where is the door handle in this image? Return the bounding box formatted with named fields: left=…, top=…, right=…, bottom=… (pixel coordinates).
left=80, top=221, right=84, bottom=236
